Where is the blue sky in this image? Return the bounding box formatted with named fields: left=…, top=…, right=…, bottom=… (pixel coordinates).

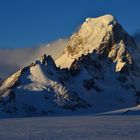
left=0, top=0, right=140, bottom=48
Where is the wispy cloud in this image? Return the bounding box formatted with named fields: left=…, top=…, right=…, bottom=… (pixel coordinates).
left=0, top=39, right=68, bottom=78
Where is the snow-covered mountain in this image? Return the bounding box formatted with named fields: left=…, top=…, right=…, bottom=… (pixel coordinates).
left=0, top=14, right=140, bottom=117
left=56, top=15, right=139, bottom=70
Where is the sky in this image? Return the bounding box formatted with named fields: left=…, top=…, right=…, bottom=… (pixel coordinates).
left=0, top=0, right=140, bottom=48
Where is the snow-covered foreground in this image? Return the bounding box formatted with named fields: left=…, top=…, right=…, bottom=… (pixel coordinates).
left=0, top=115, right=140, bottom=140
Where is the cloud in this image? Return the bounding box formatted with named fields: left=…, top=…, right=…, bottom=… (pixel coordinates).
left=0, top=38, right=68, bottom=78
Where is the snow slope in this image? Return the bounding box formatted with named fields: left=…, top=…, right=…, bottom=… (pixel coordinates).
left=0, top=115, right=140, bottom=140
left=0, top=55, right=89, bottom=117
left=101, top=105, right=140, bottom=115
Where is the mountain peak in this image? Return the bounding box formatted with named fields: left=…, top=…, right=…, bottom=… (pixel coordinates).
left=56, top=14, right=138, bottom=73
left=56, top=14, right=120, bottom=68
left=1, top=54, right=58, bottom=90
left=85, top=14, right=116, bottom=27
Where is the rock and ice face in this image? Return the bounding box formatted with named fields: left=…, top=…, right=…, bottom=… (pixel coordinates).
left=56, top=14, right=139, bottom=73
left=0, top=14, right=140, bottom=117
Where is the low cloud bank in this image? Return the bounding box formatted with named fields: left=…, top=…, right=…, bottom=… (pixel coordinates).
left=0, top=39, right=68, bottom=78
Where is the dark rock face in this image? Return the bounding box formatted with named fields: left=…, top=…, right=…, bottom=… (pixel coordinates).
left=0, top=79, right=3, bottom=86
left=112, top=23, right=136, bottom=47
left=40, top=54, right=57, bottom=69
left=70, top=53, right=104, bottom=79
left=83, top=79, right=95, bottom=90
left=83, top=78, right=101, bottom=92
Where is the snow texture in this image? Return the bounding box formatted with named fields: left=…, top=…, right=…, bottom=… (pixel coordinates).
left=0, top=115, right=140, bottom=140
